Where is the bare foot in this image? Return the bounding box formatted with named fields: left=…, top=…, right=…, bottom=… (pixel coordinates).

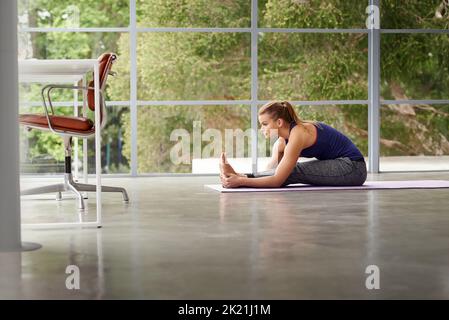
left=219, top=152, right=237, bottom=177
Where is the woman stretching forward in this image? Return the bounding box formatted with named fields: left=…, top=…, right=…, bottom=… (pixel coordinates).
left=220, top=100, right=367, bottom=188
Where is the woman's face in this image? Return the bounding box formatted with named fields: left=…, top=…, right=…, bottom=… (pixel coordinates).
left=258, top=113, right=279, bottom=139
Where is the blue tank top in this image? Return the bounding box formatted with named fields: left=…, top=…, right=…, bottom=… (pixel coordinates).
left=285, top=122, right=364, bottom=161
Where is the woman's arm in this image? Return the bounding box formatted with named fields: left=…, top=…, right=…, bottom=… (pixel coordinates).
left=265, top=137, right=286, bottom=170
left=222, top=127, right=305, bottom=188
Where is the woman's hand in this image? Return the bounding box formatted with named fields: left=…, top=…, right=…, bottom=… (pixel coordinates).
left=220, top=173, right=243, bottom=188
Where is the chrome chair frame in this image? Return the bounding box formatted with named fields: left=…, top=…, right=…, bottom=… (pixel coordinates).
left=21, top=56, right=129, bottom=210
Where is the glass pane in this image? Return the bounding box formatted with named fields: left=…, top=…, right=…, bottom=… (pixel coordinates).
left=19, top=105, right=130, bottom=175
left=137, top=32, right=251, bottom=100
left=18, top=32, right=130, bottom=101
left=381, top=34, right=449, bottom=100
left=19, top=83, right=77, bottom=107
left=20, top=106, right=73, bottom=175
left=136, top=0, right=251, bottom=27
left=136, top=105, right=251, bottom=173
left=86, top=106, right=131, bottom=174
left=258, top=0, right=367, bottom=28
left=381, top=0, right=449, bottom=29
left=380, top=104, right=449, bottom=171
left=259, top=33, right=368, bottom=100
left=257, top=104, right=368, bottom=171
left=18, top=0, right=129, bottom=28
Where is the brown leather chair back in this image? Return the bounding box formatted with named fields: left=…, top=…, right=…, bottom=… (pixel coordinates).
left=87, top=53, right=116, bottom=109
left=86, top=53, right=116, bottom=127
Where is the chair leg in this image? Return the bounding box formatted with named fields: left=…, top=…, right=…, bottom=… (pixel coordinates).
left=21, top=183, right=66, bottom=196
left=72, top=181, right=130, bottom=202
left=21, top=135, right=129, bottom=210
left=66, top=180, right=85, bottom=210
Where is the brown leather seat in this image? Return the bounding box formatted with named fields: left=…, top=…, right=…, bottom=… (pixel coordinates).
left=19, top=114, right=94, bottom=132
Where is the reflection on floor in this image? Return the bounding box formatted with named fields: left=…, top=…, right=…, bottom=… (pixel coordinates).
left=1, top=172, right=449, bottom=299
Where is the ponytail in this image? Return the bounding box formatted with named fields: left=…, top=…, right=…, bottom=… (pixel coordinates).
left=259, top=100, right=301, bottom=124
left=282, top=101, right=300, bottom=124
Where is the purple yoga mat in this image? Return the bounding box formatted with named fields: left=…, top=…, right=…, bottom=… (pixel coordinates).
left=205, top=180, right=449, bottom=193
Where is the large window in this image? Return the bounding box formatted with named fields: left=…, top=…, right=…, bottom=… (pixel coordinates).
left=259, top=33, right=368, bottom=101
left=137, top=105, right=251, bottom=173
left=18, top=1, right=449, bottom=175
left=379, top=1, right=449, bottom=172
left=136, top=32, right=251, bottom=101
left=380, top=104, right=449, bottom=171
left=381, top=0, right=449, bottom=29
left=137, top=0, right=251, bottom=28
left=258, top=0, right=367, bottom=29
left=18, top=0, right=130, bottom=28
left=381, top=34, right=449, bottom=100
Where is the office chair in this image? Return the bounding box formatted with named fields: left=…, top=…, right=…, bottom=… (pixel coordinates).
left=19, top=53, right=129, bottom=210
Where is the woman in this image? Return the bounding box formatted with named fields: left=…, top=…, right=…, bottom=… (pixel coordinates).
left=220, top=100, right=367, bottom=188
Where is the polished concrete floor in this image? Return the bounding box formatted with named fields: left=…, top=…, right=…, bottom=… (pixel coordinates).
left=1, top=172, right=449, bottom=299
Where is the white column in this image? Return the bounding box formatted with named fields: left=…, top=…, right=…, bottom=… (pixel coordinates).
left=0, top=0, right=22, bottom=251
left=368, top=0, right=380, bottom=173
left=0, top=0, right=40, bottom=251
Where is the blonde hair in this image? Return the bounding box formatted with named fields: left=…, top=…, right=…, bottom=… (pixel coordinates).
left=259, top=100, right=318, bottom=127
left=258, top=100, right=298, bottom=123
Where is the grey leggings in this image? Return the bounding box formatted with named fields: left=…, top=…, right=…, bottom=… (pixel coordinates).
left=253, top=157, right=367, bottom=187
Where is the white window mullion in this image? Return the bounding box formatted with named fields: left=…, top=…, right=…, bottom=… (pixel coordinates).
left=250, top=0, right=259, bottom=174
left=130, top=0, right=138, bottom=176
